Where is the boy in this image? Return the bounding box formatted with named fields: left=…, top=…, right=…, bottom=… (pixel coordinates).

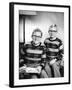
left=44, top=24, right=64, bottom=77
left=19, top=28, right=48, bottom=79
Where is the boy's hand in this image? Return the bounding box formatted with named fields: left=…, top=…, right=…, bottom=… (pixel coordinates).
left=19, top=65, right=27, bottom=73
left=19, top=59, right=24, bottom=64
left=36, top=66, right=42, bottom=73
left=49, top=59, right=57, bottom=65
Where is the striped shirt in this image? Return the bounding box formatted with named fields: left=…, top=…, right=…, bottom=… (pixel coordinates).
left=44, top=38, right=64, bottom=61
left=22, top=41, right=46, bottom=67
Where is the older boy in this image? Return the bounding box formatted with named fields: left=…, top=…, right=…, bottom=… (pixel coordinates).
left=44, top=24, right=64, bottom=77
left=19, top=28, right=48, bottom=79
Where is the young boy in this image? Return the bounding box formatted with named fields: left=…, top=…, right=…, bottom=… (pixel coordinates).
left=19, top=28, right=48, bottom=79
left=44, top=24, right=64, bottom=77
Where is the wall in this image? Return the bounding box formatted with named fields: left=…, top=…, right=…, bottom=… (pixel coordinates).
left=19, top=16, right=24, bottom=42
left=25, top=11, right=64, bottom=44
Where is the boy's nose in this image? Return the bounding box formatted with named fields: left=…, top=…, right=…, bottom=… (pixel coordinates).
left=50, top=32, right=52, bottom=35
left=35, top=37, right=37, bottom=41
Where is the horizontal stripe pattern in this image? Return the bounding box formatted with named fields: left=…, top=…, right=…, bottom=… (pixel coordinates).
left=25, top=57, right=41, bottom=61
left=46, top=51, right=58, bottom=56
left=45, top=39, right=60, bottom=45
left=44, top=38, right=63, bottom=59
left=26, top=49, right=43, bottom=54
left=23, top=42, right=45, bottom=66
left=48, top=48, right=59, bottom=52
left=25, top=53, right=41, bottom=58
left=44, top=43, right=59, bottom=49
left=47, top=55, right=57, bottom=58
left=26, top=63, right=40, bottom=67
left=24, top=59, right=41, bottom=64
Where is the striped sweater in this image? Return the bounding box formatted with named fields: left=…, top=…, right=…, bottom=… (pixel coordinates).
left=44, top=38, right=64, bottom=61
left=22, top=41, right=46, bottom=68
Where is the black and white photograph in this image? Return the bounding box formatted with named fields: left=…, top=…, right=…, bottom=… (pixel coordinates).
left=19, top=11, right=64, bottom=79
left=9, top=2, right=70, bottom=87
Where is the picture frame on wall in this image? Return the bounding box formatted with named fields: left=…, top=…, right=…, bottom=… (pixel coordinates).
left=9, top=2, right=70, bottom=87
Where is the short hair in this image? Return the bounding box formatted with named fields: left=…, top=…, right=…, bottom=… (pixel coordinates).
left=32, top=28, right=43, bottom=37
left=49, top=24, right=57, bottom=32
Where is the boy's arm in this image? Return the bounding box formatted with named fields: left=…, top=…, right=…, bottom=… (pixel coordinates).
left=21, top=48, right=25, bottom=55
left=58, top=40, right=64, bottom=61
left=19, top=44, right=26, bottom=66
left=41, top=54, right=46, bottom=68
left=44, top=38, right=48, bottom=46
left=40, top=47, right=46, bottom=69
left=21, top=44, right=26, bottom=55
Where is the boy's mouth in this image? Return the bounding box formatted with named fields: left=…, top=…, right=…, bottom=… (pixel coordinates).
left=33, top=41, right=40, bottom=45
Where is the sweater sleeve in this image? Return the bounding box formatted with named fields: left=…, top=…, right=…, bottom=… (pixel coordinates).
left=58, top=40, right=64, bottom=61
left=40, top=46, right=46, bottom=69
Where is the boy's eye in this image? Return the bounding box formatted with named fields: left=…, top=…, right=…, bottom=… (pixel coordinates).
left=33, top=35, right=41, bottom=38
left=49, top=30, right=57, bottom=32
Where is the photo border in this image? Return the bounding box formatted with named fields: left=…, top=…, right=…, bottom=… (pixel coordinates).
left=9, top=2, right=70, bottom=87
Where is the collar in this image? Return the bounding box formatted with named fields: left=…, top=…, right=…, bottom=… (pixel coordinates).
left=49, top=37, right=57, bottom=41
left=31, top=41, right=41, bottom=47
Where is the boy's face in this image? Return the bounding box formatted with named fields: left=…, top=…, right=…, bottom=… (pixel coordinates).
left=32, top=31, right=42, bottom=45
left=48, top=30, right=57, bottom=38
